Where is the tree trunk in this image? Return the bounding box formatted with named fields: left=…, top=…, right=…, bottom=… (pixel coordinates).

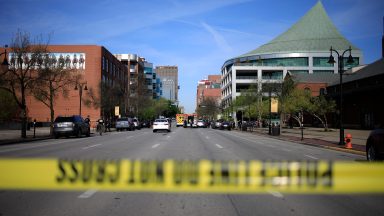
left=21, top=89, right=27, bottom=138
left=50, top=82, right=54, bottom=136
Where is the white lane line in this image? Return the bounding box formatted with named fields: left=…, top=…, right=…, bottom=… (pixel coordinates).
left=152, top=144, right=160, bottom=149
left=268, top=191, right=284, bottom=198
left=82, top=144, right=102, bottom=150
left=78, top=189, right=98, bottom=199
left=206, top=136, right=210, bottom=139
left=281, top=148, right=292, bottom=152
left=304, top=154, right=318, bottom=160
left=167, top=136, right=171, bottom=138
left=215, top=144, right=223, bottom=149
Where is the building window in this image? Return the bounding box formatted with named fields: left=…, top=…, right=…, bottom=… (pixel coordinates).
left=262, top=71, right=283, bottom=79
left=313, top=57, right=333, bottom=67
left=106, top=59, right=109, bottom=72
left=313, top=70, right=334, bottom=73
left=102, top=57, right=105, bottom=70
left=344, top=57, right=359, bottom=69
left=248, top=57, right=308, bottom=67
left=320, top=88, right=326, bottom=95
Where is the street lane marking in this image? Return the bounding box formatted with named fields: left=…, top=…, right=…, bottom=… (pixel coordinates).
left=82, top=144, right=102, bottom=150
left=78, top=189, right=98, bottom=198
left=268, top=191, right=284, bottom=198
left=206, top=136, right=210, bottom=139
left=305, top=155, right=318, bottom=160
left=215, top=144, right=223, bottom=149
left=167, top=136, right=171, bottom=138
left=152, top=144, right=160, bottom=149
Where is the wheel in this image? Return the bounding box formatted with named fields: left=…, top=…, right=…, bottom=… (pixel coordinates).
left=76, top=129, right=82, bottom=138
left=153, top=130, right=157, bottom=133
left=86, top=129, right=90, bottom=137
left=54, top=133, right=59, bottom=139
left=367, top=144, right=378, bottom=161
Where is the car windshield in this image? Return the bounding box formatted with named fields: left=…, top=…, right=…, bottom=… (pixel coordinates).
left=1, top=1, right=383, bottom=216
left=54, top=117, right=73, bottom=122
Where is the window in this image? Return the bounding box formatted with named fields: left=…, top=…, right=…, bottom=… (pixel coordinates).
left=313, top=70, right=334, bottom=73
left=262, top=71, right=283, bottom=79
left=313, top=57, right=333, bottom=67
left=250, top=57, right=308, bottom=67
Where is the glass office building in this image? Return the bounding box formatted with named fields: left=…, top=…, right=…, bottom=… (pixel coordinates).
left=221, top=2, right=363, bottom=113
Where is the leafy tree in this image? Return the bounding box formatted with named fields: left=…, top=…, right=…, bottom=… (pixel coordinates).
left=282, top=88, right=312, bottom=127
left=0, top=30, right=47, bottom=138
left=309, top=95, right=336, bottom=131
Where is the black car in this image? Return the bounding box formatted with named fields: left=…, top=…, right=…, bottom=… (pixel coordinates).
left=52, top=115, right=90, bottom=139
left=140, top=120, right=151, bottom=128
left=220, top=122, right=231, bottom=130
left=366, top=128, right=384, bottom=161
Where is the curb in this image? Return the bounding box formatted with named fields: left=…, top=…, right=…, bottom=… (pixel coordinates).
left=236, top=129, right=366, bottom=156
left=0, top=136, right=52, bottom=145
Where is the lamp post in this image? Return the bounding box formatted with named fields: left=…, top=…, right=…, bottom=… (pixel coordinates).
left=74, top=82, right=88, bottom=116
left=328, top=46, right=354, bottom=145
left=263, top=71, right=273, bottom=135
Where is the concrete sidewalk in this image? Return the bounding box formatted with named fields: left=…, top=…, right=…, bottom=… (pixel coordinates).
left=0, top=127, right=52, bottom=145
left=238, top=126, right=370, bottom=156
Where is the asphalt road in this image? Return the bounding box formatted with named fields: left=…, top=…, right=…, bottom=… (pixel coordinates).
left=0, top=125, right=383, bottom=216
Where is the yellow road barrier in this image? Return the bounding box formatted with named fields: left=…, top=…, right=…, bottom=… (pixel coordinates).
left=0, top=158, right=383, bottom=193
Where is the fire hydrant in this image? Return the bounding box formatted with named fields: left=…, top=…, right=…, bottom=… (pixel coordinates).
left=345, top=133, right=352, bottom=149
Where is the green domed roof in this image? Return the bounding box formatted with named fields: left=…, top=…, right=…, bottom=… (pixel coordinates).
left=239, top=1, right=359, bottom=58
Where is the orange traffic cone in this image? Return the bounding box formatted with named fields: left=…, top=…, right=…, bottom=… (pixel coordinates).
left=345, top=133, right=352, bottom=149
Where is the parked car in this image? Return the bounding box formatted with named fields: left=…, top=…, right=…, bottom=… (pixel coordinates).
left=140, top=120, right=151, bottom=128
left=153, top=119, right=171, bottom=133
left=132, top=118, right=141, bottom=130
left=197, top=120, right=206, bottom=128
left=366, top=127, right=384, bottom=161
left=52, top=115, right=90, bottom=139
left=116, top=117, right=135, bottom=131
left=220, top=121, right=232, bottom=130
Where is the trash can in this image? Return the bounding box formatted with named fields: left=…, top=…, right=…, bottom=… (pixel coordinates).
left=272, top=126, right=280, bottom=136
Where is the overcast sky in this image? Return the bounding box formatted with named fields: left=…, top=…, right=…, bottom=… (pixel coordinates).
left=1, top=0, right=383, bottom=113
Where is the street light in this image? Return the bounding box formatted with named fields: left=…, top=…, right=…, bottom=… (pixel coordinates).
left=328, top=46, right=354, bottom=145
left=74, top=82, right=88, bottom=116
left=263, top=71, right=273, bottom=135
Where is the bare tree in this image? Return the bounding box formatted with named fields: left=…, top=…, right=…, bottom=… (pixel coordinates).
left=0, top=30, right=47, bottom=138
left=33, top=54, right=81, bottom=135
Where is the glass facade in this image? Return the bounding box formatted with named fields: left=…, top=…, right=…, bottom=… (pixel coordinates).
left=251, top=57, right=308, bottom=67
left=313, top=57, right=333, bottom=67
left=313, top=70, right=334, bottom=73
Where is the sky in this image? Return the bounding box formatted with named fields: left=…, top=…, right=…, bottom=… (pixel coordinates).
left=1, top=0, right=383, bottom=113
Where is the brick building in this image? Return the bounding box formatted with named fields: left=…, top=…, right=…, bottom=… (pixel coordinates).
left=196, top=75, right=221, bottom=110
left=24, top=45, right=127, bottom=125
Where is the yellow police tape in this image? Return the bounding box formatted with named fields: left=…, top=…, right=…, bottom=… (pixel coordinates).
left=0, top=158, right=383, bottom=193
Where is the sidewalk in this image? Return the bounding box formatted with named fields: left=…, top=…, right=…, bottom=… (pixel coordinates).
left=238, top=126, right=370, bottom=156
left=0, top=127, right=52, bottom=145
